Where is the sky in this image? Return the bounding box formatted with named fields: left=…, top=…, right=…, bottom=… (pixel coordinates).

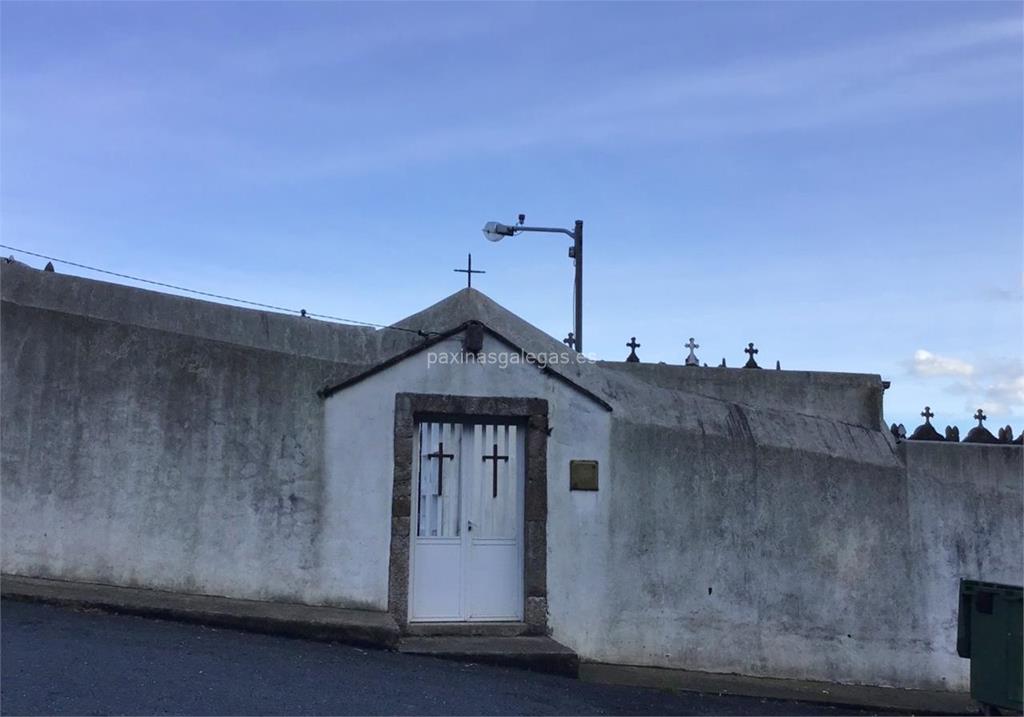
left=1, top=1, right=1021, bottom=433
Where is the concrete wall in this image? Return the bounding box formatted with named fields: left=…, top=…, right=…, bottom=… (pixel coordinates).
left=1, top=263, right=394, bottom=608
left=319, top=328, right=1022, bottom=691
left=4, top=261, right=1021, bottom=693
left=543, top=413, right=1022, bottom=691
left=903, top=442, right=1023, bottom=688
left=0, top=260, right=419, bottom=362
left=599, top=361, right=885, bottom=430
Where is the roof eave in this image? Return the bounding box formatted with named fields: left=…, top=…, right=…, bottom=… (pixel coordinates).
left=318, top=320, right=612, bottom=412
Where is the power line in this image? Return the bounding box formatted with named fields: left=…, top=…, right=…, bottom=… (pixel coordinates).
left=0, top=244, right=432, bottom=337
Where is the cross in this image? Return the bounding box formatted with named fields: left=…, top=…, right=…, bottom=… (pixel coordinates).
left=921, top=406, right=934, bottom=423
left=685, top=337, right=700, bottom=366
left=453, top=253, right=485, bottom=288
left=425, top=442, right=454, bottom=495
left=743, top=342, right=760, bottom=369
left=974, top=408, right=986, bottom=426
left=481, top=442, right=509, bottom=498
left=563, top=332, right=575, bottom=349
left=625, top=337, right=641, bottom=363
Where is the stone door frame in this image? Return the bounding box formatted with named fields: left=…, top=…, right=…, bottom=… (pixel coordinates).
left=389, top=393, right=549, bottom=634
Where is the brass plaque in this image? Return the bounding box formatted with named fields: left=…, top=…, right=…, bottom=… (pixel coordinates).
left=570, top=460, right=599, bottom=491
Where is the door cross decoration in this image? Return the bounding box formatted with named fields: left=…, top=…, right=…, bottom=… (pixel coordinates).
left=411, top=421, right=524, bottom=622
left=482, top=443, right=509, bottom=498
left=425, top=441, right=454, bottom=495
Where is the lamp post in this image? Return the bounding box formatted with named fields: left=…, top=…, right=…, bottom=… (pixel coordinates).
left=482, top=216, right=584, bottom=353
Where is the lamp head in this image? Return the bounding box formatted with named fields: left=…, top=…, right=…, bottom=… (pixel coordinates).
left=482, top=221, right=516, bottom=242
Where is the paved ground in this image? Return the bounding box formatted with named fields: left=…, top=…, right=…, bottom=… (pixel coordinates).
left=1, top=600, right=898, bottom=716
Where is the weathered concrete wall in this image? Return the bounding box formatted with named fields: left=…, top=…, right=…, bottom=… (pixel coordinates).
left=599, top=361, right=885, bottom=430
left=0, top=260, right=419, bottom=362
left=902, top=442, right=1023, bottom=688
left=0, top=262, right=395, bottom=608
left=319, top=323, right=1023, bottom=691
left=551, top=417, right=1021, bottom=691
left=3, top=261, right=1021, bottom=693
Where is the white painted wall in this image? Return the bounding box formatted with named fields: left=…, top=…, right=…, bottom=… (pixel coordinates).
left=322, top=332, right=612, bottom=611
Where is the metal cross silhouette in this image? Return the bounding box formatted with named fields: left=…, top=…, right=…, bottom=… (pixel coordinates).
left=921, top=406, right=934, bottom=423
left=482, top=443, right=509, bottom=498
left=563, top=332, right=575, bottom=349
left=627, top=337, right=641, bottom=351
left=425, top=442, right=454, bottom=495
left=453, top=253, right=485, bottom=288
left=974, top=409, right=986, bottom=426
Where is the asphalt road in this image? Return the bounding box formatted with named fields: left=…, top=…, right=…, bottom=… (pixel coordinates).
left=1, top=600, right=894, bottom=716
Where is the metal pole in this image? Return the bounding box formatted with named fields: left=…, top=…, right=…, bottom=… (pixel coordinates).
left=485, top=218, right=583, bottom=351
left=573, top=219, right=583, bottom=354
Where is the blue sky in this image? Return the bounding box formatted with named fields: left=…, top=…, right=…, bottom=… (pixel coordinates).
left=2, top=1, right=1021, bottom=432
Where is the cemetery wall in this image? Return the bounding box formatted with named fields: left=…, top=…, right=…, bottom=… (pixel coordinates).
left=551, top=419, right=1022, bottom=691
left=3, top=260, right=1021, bottom=693
left=0, top=261, right=383, bottom=608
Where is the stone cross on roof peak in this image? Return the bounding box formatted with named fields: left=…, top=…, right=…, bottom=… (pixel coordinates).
left=921, top=406, right=934, bottom=423
left=974, top=408, right=987, bottom=426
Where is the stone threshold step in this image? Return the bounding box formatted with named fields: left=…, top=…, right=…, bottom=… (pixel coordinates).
left=1, top=574, right=399, bottom=649
left=399, top=636, right=580, bottom=677
left=404, top=621, right=530, bottom=637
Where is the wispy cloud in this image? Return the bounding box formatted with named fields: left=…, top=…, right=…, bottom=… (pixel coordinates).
left=935, top=355, right=1024, bottom=416
left=907, top=348, right=1023, bottom=417
left=983, top=375, right=1024, bottom=414
left=911, top=350, right=976, bottom=378
left=980, top=273, right=1024, bottom=302
left=277, top=15, right=1023, bottom=179
left=4, top=12, right=1019, bottom=183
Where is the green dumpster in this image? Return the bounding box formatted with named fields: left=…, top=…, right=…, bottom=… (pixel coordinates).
left=957, top=579, right=1023, bottom=714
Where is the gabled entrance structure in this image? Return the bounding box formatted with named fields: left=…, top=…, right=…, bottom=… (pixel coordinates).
left=319, top=319, right=612, bottom=635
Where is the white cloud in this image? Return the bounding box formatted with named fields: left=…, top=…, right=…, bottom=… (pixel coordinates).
left=912, top=349, right=976, bottom=377
left=975, top=400, right=1011, bottom=417
left=987, top=375, right=1024, bottom=406
left=940, top=358, right=1024, bottom=418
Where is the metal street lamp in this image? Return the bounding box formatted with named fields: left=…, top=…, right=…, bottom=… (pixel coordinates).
left=481, top=215, right=585, bottom=353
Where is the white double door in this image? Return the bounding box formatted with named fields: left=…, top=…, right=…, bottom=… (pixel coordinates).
left=410, top=421, right=525, bottom=622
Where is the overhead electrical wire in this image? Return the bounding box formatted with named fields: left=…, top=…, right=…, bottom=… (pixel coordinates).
left=0, top=244, right=434, bottom=337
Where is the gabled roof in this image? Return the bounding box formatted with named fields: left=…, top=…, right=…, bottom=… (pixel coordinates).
left=390, top=287, right=574, bottom=359
left=317, top=319, right=613, bottom=411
